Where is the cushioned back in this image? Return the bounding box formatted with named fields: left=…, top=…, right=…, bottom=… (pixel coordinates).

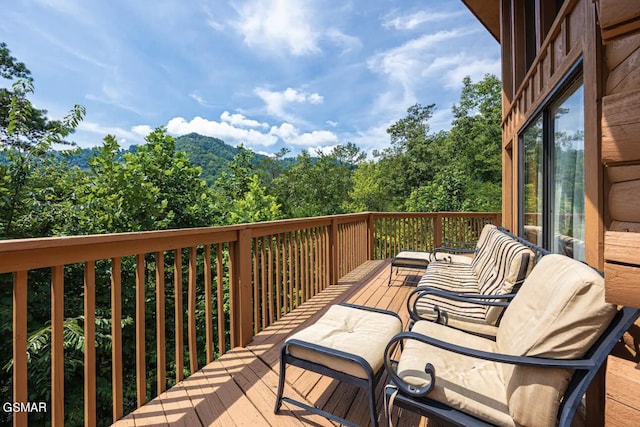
left=470, top=225, right=499, bottom=276
left=479, top=234, right=535, bottom=325
left=496, top=254, right=617, bottom=426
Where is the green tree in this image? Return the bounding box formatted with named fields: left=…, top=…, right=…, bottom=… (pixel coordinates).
left=1, top=42, right=85, bottom=238
left=213, top=145, right=281, bottom=224
left=273, top=143, right=364, bottom=217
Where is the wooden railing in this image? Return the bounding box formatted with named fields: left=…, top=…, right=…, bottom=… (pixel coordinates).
left=0, top=211, right=499, bottom=426
left=370, top=212, right=502, bottom=259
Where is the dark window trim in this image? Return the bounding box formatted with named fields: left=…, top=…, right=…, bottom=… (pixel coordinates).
left=518, top=58, right=583, bottom=243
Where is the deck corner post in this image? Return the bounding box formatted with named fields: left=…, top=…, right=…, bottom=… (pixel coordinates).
left=434, top=213, right=443, bottom=249
left=367, top=213, right=375, bottom=261
left=233, top=227, right=254, bottom=347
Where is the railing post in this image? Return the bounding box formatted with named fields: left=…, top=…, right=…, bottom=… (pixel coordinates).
left=434, top=213, right=443, bottom=249
left=496, top=212, right=502, bottom=227
left=367, top=213, right=375, bottom=260
left=232, top=227, right=253, bottom=347
left=329, top=218, right=339, bottom=285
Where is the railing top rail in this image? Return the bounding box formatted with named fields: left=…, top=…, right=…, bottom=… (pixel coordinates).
left=370, top=212, right=500, bottom=219
left=0, top=212, right=499, bottom=273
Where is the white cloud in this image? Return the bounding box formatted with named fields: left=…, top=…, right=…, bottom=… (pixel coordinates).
left=231, top=0, right=320, bottom=56
left=348, top=122, right=394, bottom=155
left=366, top=29, right=486, bottom=117
left=382, top=10, right=465, bottom=31
left=165, top=115, right=338, bottom=148
left=325, top=28, right=362, bottom=53
left=368, top=30, right=471, bottom=89
left=189, top=92, right=216, bottom=108
left=230, top=0, right=359, bottom=56
left=77, top=121, right=143, bottom=143
left=269, top=123, right=338, bottom=146
left=311, top=144, right=339, bottom=156
left=254, top=87, right=324, bottom=121
left=132, top=125, right=154, bottom=137
left=220, top=111, right=268, bottom=128
left=326, top=120, right=338, bottom=127
left=166, top=116, right=278, bottom=146
left=426, top=56, right=501, bottom=88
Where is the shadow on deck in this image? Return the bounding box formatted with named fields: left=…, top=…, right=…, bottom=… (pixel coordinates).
left=113, top=260, right=428, bottom=427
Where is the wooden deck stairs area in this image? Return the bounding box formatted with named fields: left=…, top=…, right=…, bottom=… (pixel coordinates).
left=113, top=260, right=428, bottom=427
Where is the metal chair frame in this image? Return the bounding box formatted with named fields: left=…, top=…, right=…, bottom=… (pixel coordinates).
left=383, top=306, right=640, bottom=426
left=274, top=303, right=402, bottom=427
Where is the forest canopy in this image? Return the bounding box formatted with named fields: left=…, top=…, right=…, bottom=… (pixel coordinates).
left=1, top=40, right=502, bottom=240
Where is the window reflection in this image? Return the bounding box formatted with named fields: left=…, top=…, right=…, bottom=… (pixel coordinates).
left=552, top=85, right=584, bottom=260
left=522, top=117, right=543, bottom=246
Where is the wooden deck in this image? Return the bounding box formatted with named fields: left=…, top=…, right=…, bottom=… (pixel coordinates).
left=113, top=260, right=428, bottom=427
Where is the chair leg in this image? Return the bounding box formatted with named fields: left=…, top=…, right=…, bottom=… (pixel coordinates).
left=368, top=378, right=378, bottom=427
left=388, top=265, right=393, bottom=286
left=274, top=346, right=287, bottom=413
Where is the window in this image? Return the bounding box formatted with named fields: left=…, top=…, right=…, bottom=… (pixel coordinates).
left=519, top=77, right=584, bottom=261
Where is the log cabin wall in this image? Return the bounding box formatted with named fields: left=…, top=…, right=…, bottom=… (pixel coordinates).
left=495, top=0, right=640, bottom=423
left=500, top=0, right=603, bottom=268
left=601, top=26, right=640, bottom=309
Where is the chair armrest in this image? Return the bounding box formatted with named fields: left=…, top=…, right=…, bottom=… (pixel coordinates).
left=383, top=331, right=596, bottom=398
left=431, top=246, right=476, bottom=262
left=406, top=287, right=515, bottom=322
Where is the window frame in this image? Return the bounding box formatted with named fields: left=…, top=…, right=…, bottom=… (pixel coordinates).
left=518, top=59, right=583, bottom=252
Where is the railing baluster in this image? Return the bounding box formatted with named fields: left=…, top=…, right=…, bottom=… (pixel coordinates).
left=252, top=238, right=260, bottom=334
left=52, top=265, right=64, bottom=426
left=294, top=231, right=300, bottom=305
left=260, top=236, right=267, bottom=330
left=303, top=229, right=309, bottom=300
left=204, top=246, right=212, bottom=364
left=174, top=250, right=184, bottom=382
left=287, top=233, right=293, bottom=310
left=188, top=247, right=198, bottom=375
left=111, top=258, right=123, bottom=421
left=136, top=254, right=146, bottom=408
left=276, top=234, right=282, bottom=320
left=84, top=262, right=96, bottom=427
left=216, top=244, right=225, bottom=356
left=156, top=252, right=166, bottom=395
left=267, top=235, right=274, bottom=325
left=13, top=270, right=27, bottom=427
left=315, top=227, right=320, bottom=293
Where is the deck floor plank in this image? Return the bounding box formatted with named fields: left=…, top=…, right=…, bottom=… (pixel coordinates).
left=116, top=260, right=427, bottom=426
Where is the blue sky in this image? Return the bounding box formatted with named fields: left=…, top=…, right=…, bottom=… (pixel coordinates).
left=2, top=0, right=500, bottom=156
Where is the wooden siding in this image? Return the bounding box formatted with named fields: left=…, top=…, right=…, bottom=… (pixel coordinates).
left=492, top=0, right=640, bottom=424
left=598, top=0, right=640, bottom=44
left=602, top=8, right=640, bottom=317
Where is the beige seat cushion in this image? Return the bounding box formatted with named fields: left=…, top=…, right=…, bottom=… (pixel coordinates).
left=392, top=251, right=431, bottom=269
left=497, top=254, right=617, bottom=426
left=397, top=320, right=515, bottom=427
left=418, top=262, right=480, bottom=293
left=286, top=304, right=402, bottom=379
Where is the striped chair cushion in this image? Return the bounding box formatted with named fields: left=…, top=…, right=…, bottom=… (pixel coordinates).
left=418, top=262, right=480, bottom=293
left=414, top=293, right=487, bottom=324
left=474, top=233, right=534, bottom=296
left=470, top=225, right=500, bottom=273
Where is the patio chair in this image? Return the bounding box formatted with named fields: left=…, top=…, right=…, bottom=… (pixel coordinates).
left=383, top=254, right=640, bottom=427
left=406, top=227, right=542, bottom=338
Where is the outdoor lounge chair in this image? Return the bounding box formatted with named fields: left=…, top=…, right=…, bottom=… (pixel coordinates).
left=406, top=226, right=542, bottom=338
left=383, top=254, right=640, bottom=427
